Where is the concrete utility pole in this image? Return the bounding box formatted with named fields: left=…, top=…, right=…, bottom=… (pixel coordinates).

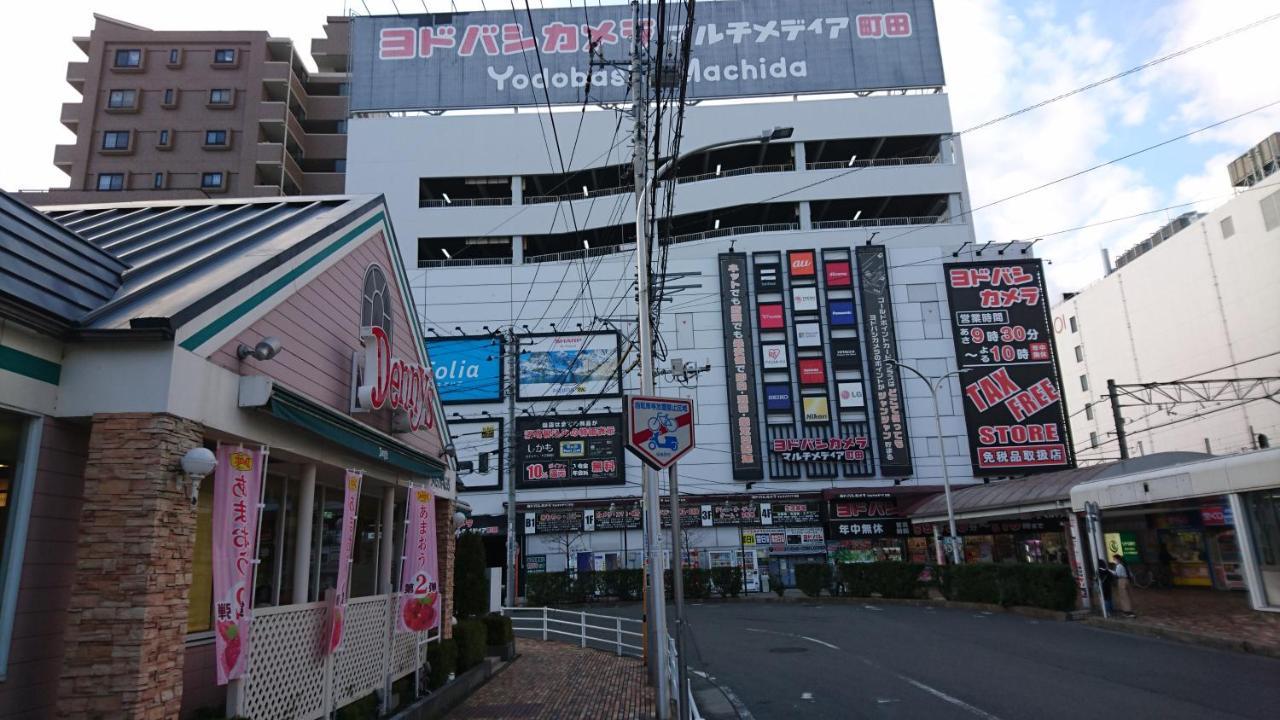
left=505, top=329, right=520, bottom=608
left=1106, top=379, right=1129, bottom=460
left=629, top=1, right=670, bottom=713
left=668, top=463, right=689, bottom=720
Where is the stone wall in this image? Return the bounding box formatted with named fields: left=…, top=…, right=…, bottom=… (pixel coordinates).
left=56, top=413, right=204, bottom=719
left=436, top=497, right=456, bottom=640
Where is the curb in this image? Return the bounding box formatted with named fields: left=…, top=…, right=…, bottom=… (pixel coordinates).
left=1081, top=618, right=1280, bottom=660
left=688, top=594, right=1073, bottom=621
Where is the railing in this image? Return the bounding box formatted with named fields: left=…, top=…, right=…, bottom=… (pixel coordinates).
left=524, top=242, right=637, bottom=265
left=674, top=162, right=793, bottom=185
left=418, top=256, right=513, bottom=268
left=805, top=154, right=942, bottom=171
left=502, top=606, right=643, bottom=658
left=419, top=196, right=514, bottom=208
left=525, top=183, right=634, bottom=205
left=523, top=161, right=795, bottom=205
left=812, top=215, right=945, bottom=229
left=666, top=222, right=802, bottom=246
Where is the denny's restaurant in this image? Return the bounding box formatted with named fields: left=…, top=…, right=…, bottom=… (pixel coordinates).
left=0, top=193, right=458, bottom=719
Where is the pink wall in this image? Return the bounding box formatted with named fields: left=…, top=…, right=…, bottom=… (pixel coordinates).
left=0, top=418, right=88, bottom=720
left=210, top=229, right=445, bottom=460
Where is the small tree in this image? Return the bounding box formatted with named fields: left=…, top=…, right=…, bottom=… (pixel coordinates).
left=547, top=529, right=587, bottom=574
left=453, top=533, right=489, bottom=618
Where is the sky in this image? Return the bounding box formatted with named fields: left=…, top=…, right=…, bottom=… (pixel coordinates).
left=2, top=0, right=1278, bottom=296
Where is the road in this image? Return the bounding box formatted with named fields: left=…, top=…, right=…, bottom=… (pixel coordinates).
left=590, top=601, right=1280, bottom=720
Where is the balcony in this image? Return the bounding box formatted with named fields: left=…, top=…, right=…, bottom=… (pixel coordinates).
left=302, top=172, right=344, bottom=195
left=262, top=61, right=289, bottom=82
left=258, top=101, right=287, bottom=123
left=60, top=102, right=81, bottom=133
left=66, top=61, right=87, bottom=93
left=306, top=95, right=348, bottom=120
left=53, top=144, right=75, bottom=175
left=255, top=142, right=284, bottom=164
left=303, top=133, right=347, bottom=160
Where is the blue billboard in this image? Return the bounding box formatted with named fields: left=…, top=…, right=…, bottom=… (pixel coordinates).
left=426, top=336, right=502, bottom=403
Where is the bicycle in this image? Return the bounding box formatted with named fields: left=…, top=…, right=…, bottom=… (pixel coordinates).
left=1131, top=564, right=1171, bottom=589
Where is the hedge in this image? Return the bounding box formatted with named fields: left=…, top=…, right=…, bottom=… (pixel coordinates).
left=664, top=568, right=714, bottom=600
left=709, top=567, right=743, bottom=598
left=453, top=534, right=489, bottom=619
left=453, top=619, right=488, bottom=672
left=838, top=562, right=927, bottom=599
left=525, top=569, right=645, bottom=606
left=939, top=564, right=1076, bottom=611
left=794, top=564, right=831, bottom=597
left=426, top=638, right=457, bottom=689
left=483, top=612, right=514, bottom=645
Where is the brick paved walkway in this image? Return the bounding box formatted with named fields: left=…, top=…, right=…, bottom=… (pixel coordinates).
left=1105, top=587, right=1280, bottom=651
left=447, top=640, right=655, bottom=719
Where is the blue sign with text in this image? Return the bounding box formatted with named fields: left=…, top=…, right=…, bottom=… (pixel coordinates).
left=828, top=300, right=856, bottom=327
left=426, top=336, right=502, bottom=403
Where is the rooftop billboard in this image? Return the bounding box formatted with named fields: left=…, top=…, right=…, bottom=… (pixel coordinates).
left=350, top=0, right=944, bottom=111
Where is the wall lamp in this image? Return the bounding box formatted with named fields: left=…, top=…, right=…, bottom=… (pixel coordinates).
left=236, top=336, right=284, bottom=361
left=180, top=447, right=217, bottom=506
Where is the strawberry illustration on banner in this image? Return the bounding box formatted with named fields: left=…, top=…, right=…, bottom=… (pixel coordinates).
left=327, top=469, right=363, bottom=653
left=397, top=487, right=441, bottom=633
left=211, top=444, right=267, bottom=685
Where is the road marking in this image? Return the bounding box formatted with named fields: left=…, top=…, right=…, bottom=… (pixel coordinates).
left=745, top=627, right=840, bottom=651
left=801, top=692, right=814, bottom=701
left=877, top=698, right=901, bottom=704
left=693, top=668, right=756, bottom=720
left=864, top=605, right=883, bottom=611
left=800, top=635, right=840, bottom=650
left=900, top=678, right=1003, bottom=720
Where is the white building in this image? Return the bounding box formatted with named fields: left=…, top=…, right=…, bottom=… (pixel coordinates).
left=1052, top=157, right=1280, bottom=465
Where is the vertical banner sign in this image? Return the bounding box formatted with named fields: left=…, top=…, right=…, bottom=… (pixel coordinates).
left=398, top=488, right=442, bottom=633
left=856, top=246, right=914, bottom=476
left=212, top=445, right=266, bottom=685
left=329, top=470, right=363, bottom=653
left=943, top=260, right=1075, bottom=474
left=719, top=254, right=764, bottom=479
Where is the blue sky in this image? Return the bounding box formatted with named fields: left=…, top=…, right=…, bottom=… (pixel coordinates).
left=2, top=0, right=1277, bottom=295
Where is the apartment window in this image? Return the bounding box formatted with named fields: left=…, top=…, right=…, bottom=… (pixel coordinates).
left=162, top=88, right=178, bottom=108
left=1090, top=431, right=1099, bottom=449
left=208, top=88, right=233, bottom=106
left=1079, top=375, right=1089, bottom=392
left=113, top=48, right=142, bottom=68
left=153, top=172, right=166, bottom=189
left=1085, top=403, right=1094, bottom=421
left=1220, top=216, right=1235, bottom=239
left=101, top=131, right=131, bottom=150
left=97, top=173, right=125, bottom=191
left=204, top=129, right=229, bottom=147
left=201, top=171, right=226, bottom=190
left=1262, top=189, right=1280, bottom=232
left=167, top=48, right=182, bottom=66
left=106, top=89, right=137, bottom=109
left=157, top=129, right=172, bottom=149
left=213, top=48, right=237, bottom=65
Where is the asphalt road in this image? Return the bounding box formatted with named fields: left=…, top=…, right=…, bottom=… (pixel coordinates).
left=589, top=601, right=1280, bottom=720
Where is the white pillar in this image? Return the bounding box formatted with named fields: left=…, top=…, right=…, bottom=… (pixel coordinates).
left=379, top=485, right=397, bottom=595
left=291, top=464, right=316, bottom=604
left=1228, top=493, right=1268, bottom=611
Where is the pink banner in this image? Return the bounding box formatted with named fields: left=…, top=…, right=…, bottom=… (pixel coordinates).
left=328, top=469, right=363, bottom=653
left=212, top=445, right=265, bottom=685
left=397, top=487, right=441, bottom=633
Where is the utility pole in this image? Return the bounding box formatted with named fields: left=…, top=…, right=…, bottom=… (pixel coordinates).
left=505, top=329, right=520, bottom=608
left=1106, top=378, right=1129, bottom=460
left=630, top=0, right=670, bottom=714
left=668, top=464, right=689, bottom=720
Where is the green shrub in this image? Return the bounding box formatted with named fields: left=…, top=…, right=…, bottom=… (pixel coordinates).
left=838, top=562, right=927, bottom=599
left=770, top=574, right=786, bottom=597
left=612, top=568, right=644, bottom=600
left=710, top=567, right=743, bottom=598
left=453, top=534, right=489, bottom=619
left=525, top=572, right=572, bottom=607
left=454, top=619, right=488, bottom=671
left=795, top=564, right=830, bottom=598
left=939, top=564, right=1076, bottom=611
left=572, top=571, right=602, bottom=602
left=483, top=612, right=514, bottom=645
left=426, top=638, right=457, bottom=689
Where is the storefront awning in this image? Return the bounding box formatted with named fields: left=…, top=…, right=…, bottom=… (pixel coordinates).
left=239, top=376, right=445, bottom=478
left=1069, top=448, right=1280, bottom=512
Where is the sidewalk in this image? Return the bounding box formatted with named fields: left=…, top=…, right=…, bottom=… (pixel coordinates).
left=1088, top=587, right=1280, bottom=657
left=446, top=639, right=655, bottom=719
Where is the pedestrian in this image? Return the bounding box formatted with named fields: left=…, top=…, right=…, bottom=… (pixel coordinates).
left=1112, top=553, right=1136, bottom=617
left=1096, top=557, right=1114, bottom=614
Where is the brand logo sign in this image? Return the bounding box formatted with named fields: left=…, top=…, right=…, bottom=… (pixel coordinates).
left=764, top=383, right=793, bottom=412
left=792, top=287, right=818, bottom=313
left=799, top=358, right=827, bottom=385
left=762, top=343, right=789, bottom=370
left=517, top=332, right=621, bottom=400
left=357, top=325, right=436, bottom=432
left=828, top=300, right=856, bottom=327
left=832, top=337, right=862, bottom=370
left=837, top=382, right=866, bottom=408
left=755, top=264, right=781, bottom=293
left=426, top=336, right=502, bottom=403
left=796, top=322, right=822, bottom=347
left=825, top=261, right=852, bottom=287
left=788, top=250, right=816, bottom=277
left=803, top=396, right=831, bottom=423
left=759, top=303, right=785, bottom=330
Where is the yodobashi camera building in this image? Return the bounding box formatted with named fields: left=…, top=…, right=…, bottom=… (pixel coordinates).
left=344, top=1, right=1064, bottom=586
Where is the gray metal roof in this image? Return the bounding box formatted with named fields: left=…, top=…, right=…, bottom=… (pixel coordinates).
left=911, top=452, right=1214, bottom=519
left=0, top=191, right=127, bottom=327
left=40, top=194, right=380, bottom=331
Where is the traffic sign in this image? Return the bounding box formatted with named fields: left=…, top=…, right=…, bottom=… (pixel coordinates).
left=626, top=395, right=696, bottom=470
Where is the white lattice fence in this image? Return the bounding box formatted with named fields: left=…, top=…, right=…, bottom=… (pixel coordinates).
left=390, top=624, right=424, bottom=680
left=242, top=601, right=330, bottom=720
left=331, top=596, right=393, bottom=707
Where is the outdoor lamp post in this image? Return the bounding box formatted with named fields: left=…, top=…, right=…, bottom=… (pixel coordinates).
left=887, top=359, right=967, bottom=565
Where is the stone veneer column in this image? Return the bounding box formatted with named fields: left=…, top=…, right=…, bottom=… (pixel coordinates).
left=57, top=413, right=204, bottom=719
left=435, top=497, right=456, bottom=639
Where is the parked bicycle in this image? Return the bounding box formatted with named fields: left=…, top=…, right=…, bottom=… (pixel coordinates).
left=1130, top=564, right=1172, bottom=589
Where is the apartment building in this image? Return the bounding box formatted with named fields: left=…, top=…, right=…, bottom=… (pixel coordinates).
left=25, top=14, right=351, bottom=203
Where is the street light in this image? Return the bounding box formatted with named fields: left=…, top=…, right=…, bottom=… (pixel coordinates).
left=887, top=358, right=968, bottom=565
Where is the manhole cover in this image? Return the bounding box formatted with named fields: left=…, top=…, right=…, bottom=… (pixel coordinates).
left=767, top=646, right=809, bottom=654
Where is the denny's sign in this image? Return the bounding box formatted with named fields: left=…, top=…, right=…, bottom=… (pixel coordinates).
left=354, top=324, right=437, bottom=432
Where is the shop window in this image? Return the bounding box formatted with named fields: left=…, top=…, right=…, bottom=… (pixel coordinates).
left=188, top=471, right=215, bottom=634
left=1244, top=490, right=1280, bottom=606
left=0, top=411, right=38, bottom=677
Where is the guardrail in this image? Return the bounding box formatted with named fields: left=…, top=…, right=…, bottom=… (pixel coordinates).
left=502, top=606, right=644, bottom=658
left=805, top=154, right=942, bottom=170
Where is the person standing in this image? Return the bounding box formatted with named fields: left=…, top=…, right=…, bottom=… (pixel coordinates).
left=1112, top=553, right=1136, bottom=617
left=1096, top=557, right=1114, bottom=614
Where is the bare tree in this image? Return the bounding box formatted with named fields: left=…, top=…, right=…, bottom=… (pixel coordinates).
left=547, top=529, right=588, bottom=574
